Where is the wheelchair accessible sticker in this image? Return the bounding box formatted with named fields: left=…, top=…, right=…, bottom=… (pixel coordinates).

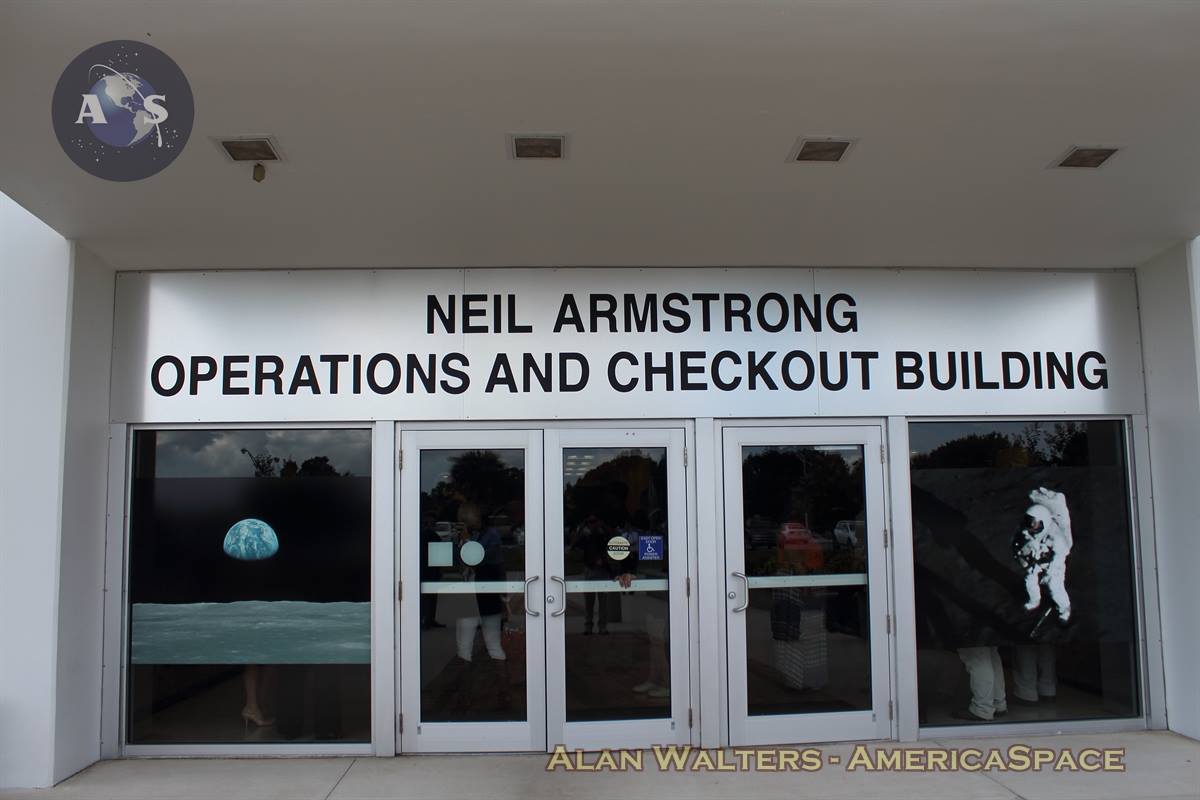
left=639, top=535, right=663, bottom=560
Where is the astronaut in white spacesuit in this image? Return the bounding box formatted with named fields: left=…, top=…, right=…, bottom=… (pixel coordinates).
left=1012, top=487, right=1073, bottom=622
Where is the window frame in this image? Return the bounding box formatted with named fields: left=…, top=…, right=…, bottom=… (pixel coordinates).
left=890, top=414, right=1164, bottom=741
left=96, top=414, right=1165, bottom=754
left=104, top=421, right=386, bottom=758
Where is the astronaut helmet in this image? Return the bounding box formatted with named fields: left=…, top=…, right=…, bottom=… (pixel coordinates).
left=1022, top=502, right=1054, bottom=536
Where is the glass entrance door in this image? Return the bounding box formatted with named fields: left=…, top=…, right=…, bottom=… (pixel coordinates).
left=723, top=426, right=890, bottom=744
left=399, top=426, right=691, bottom=753
left=544, top=429, right=691, bottom=750
left=398, top=430, right=545, bottom=752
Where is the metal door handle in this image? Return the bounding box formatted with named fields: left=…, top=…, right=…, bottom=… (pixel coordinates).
left=731, top=571, right=749, bottom=612
left=524, top=575, right=541, bottom=617
left=550, top=575, right=566, bottom=617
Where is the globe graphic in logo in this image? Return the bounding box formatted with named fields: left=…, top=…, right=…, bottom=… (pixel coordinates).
left=223, top=518, right=280, bottom=561
left=52, top=40, right=194, bottom=181
left=84, top=72, right=161, bottom=147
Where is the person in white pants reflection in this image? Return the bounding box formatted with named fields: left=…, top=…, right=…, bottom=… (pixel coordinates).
left=1012, top=643, right=1057, bottom=705
left=454, top=503, right=507, bottom=662
left=455, top=614, right=505, bottom=660
left=955, top=646, right=1008, bottom=721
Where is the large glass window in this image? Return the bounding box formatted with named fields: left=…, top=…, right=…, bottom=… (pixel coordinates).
left=127, top=429, right=371, bottom=744
left=909, top=420, right=1140, bottom=726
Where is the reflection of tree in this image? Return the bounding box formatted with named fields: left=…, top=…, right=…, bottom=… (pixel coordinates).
left=422, top=451, right=524, bottom=525
left=281, top=456, right=340, bottom=478
left=241, top=448, right=352, bottom=478
left=912, top=422, right=1087, bottom=469
left=564, top=453, right=666, bottom=530
left=741, top=448, right=862, bottom=536
left=241, top=448, right=280, bottom=478
left=449, top=451, right=523, bottom=507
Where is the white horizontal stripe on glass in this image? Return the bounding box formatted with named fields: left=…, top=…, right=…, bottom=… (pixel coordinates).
left=745, top=574, right=868, bottom=589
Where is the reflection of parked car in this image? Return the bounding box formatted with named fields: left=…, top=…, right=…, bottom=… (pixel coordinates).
left=833, top=520, right=865, bottom=548
left=745, top=515, right=777, bottom=549
left=777, top=522, right=826, bottom=570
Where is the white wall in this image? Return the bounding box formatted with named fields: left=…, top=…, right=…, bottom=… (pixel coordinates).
left=0, top=193, right=72, bottom=788
left=1137, top=241, right=1200, bottom=741
left=54, top=244, right=115, bottom=781
left=0, top=194, right=116, bottom=788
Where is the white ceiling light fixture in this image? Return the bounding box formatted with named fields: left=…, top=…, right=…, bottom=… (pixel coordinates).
left=1053, top=145, right=1120, bottom=169
left=787, top=136, right=856, bottom=164
left=508, top=133, right=567, bottom=160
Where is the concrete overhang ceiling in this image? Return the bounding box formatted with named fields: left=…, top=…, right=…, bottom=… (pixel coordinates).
left=3, top=1, right=1200, bottom=270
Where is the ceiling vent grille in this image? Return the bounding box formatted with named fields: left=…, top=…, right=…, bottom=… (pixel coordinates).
left=509, top=134, right=566, bottom=160
left=1055, top=146, right=1119, bottom=169
left=217, top=136, right=282, bottom=162
left=790, top=137, right=854, bottom=163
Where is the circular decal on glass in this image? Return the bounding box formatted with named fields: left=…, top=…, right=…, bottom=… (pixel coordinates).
left=460, top=540, right=485, bottom=566
left=52, top=40, right=194, bottom=181
left=606, top=535, right=631, bottom=561
left=222, top=518, right=279, bottom=561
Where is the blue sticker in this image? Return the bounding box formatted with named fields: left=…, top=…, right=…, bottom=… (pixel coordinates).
left=638, top=535, right=664, bottom=561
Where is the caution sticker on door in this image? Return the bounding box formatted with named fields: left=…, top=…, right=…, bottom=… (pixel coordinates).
left=638, top=535, right=663, bottom=560
left=606, top=535, right=631, bottom=560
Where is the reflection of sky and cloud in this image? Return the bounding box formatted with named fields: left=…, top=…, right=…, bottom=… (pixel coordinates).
left=152, top=429, right=372, bottom=478
left=910, top=422, right=1005, bottom=456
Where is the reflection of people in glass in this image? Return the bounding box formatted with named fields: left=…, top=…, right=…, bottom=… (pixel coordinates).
left=955, top=646, right=1008, bottom=722
left=1012, top=643, right=1057, bottom=705
left=618, top=516, right=670, bottom=700
left=242, top=664, right=274, bottom=730
left=454, top=503, right=507, bottom=662
left=910, top=421, right=1140, bottom=725
left=911, top=486, right=1012, bottom=722
left=419, top=512, right=445, bottom=630
left=576, top=515, right=612, bottom=635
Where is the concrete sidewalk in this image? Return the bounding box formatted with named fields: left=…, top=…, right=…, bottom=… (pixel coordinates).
left=2, top=732, right=1196, bottom=800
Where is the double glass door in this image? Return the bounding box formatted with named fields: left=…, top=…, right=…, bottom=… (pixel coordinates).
left=398, top=428, right=689, bottom=752
left=724, top=425, right=891, bottom=744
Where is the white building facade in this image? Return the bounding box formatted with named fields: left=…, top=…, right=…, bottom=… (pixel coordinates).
left=4, top=190, right=1199, bottom=786
left=3, top=2, right=1200, bottom=788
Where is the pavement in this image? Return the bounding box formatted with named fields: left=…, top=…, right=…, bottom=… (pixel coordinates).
left=2, top=731, right=1196, bottom=800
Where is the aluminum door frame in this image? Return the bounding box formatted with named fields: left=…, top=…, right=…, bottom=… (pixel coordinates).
left=544, top=427, right=692, bottom=751
left=397, top=428, right=546, bottom=752
left=722, top=424, right=891, bottom=745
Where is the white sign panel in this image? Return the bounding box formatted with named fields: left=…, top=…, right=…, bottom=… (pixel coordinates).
left=110, top=268, right=1145, bottom=422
